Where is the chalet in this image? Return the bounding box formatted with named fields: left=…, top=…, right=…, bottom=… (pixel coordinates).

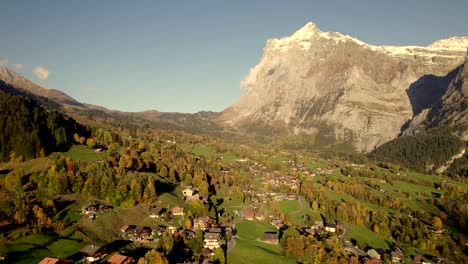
left=208, top=227, right=222, bottom=234
left=194, top=216, right=215, bottom=230
left=132, top=226, right=153, bottom=242
left=99, top=205, right=113, bottom=213
left=152, top=225, right=167, bottom=236
left=82, top=204, right=99, bottom=214
left=270, top=219, right=285, bottom=229
left=242, top=207, right=256, bottom=220
left=120, top=225, right=136, bottom=233
left=182, top=187, right=197, bottom=197
left=325, top=223, right=337, bottom=233
left=261, top=232, right=279, bottom=244
left=182, top=229, right=196, bottom=239
left=107, top=254, right=134, bottom=264
left=203, top=232, right=221, bottom=249
left=82, top=204, right=113, bottom=214
left=80, top=244, right=106, bottom=263
left=149, top=207, right=166, bottom=218
left=171, top=206, right=185, bottom=216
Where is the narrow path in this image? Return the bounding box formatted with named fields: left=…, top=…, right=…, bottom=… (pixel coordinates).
left=290, top=196, right=305, bottom=214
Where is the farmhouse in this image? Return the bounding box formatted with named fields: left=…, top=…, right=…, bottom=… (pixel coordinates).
left=203, top=232, right=221, bottom=249
left=193, top=216, right=215, bottom=230
left=261, top=232, right=279, bottom=244
left=149, top=207, right=166, bottom=218
left=270, top=219, right=285, bottom=229
left=152, top=225, right=167, bottom=236
left=171, top=206, right=185, bottom=216
left=242, top=207, right=256, bottom=220
left=131, top=226, right=153, bottom=242
left=80, top=244, right=106, bottom=263
left=182, top=186, right=197, bottom=197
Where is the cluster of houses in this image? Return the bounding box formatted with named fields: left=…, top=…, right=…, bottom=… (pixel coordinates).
left=82, top=204, right=113, bottom=219
left=38, top=245, right=134, bottom=264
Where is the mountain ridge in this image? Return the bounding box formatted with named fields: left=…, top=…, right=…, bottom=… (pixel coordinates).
left=219, top=22, right=468, bottom=152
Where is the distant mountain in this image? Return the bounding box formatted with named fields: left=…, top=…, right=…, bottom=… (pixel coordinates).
left=0, top=67, right=221, bottom=134
left=219, top=22, right=468, bottom=152
left=0, top=67, right=84, bottom=108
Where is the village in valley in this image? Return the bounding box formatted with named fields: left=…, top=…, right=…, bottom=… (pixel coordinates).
left=35, top=154, right=415, bottom=264
left=1, top=129, right=465, bottom=264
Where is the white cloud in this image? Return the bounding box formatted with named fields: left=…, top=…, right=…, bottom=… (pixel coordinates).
left=0, top=59, right=8, bottom=66
left=13, top=64, right=25, bottom=70
left=32, top=66, right=50, bottom=80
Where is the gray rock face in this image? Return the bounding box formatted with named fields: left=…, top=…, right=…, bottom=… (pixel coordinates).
left=219, top=22, right=468, bottom=152
left=427, top=57, right=468, bottom=139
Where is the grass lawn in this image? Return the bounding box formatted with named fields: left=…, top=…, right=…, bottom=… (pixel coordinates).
left=235, top=220, right=277, bottom=240
left=51, top=145, right=107, bottom=162
left=391, top=181, right=440, bottom=197
left=278, top=200, right=301, bottom=215
left=157, top=192, right=185, bottom=207
left=305, top=160, right=326, bottom=170
left=185, top=145, right=239, bottom=164
left=346, top=223, right=389, bottom=249
left=287, top=200, right=322, bottom=225
left=229, top=220, right=294, bottom=264
left=0, top=157, right=51, bottom=174
left=228, top=239, right=295, bottom=264
left=7, top=232, right=86, bottom=264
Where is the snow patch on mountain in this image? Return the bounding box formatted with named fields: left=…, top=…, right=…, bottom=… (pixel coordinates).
left=270, top=22, right=468, bottom=60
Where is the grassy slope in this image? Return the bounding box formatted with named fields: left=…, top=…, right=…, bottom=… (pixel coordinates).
left=346, top=223, right=389, bottom=249
left=229, top=220, right=295, bottom=264
left=51, top=145, right=107, bottom=162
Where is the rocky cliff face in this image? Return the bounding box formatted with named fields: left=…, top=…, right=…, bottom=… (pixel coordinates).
left=219, top=22, right=468, bottom=152
left=426, top=57, right=468, bottom=138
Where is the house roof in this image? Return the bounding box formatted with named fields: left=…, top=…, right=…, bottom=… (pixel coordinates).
left=325, top=223, right=337, bottom=228
left=80, top=244, right=103, bottom=255
left=108, top=254, right=132, bottom=264
left=172, top=206, right=184, bottom=211
left=204, top=232, right=221, bottom=240
left=262, top=232, right=279, bottom=240
left=208, top=227, right=222, bottom=233
left=150, top=207, right=165, bottom=215
left=38, top=257, right=61, bottom=264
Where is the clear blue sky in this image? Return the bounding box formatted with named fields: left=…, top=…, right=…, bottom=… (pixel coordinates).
left=1, top=0, right=467, bottom=113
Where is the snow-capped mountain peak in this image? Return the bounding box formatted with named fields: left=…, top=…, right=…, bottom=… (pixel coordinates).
left=427, top=36, right=468, bottom=51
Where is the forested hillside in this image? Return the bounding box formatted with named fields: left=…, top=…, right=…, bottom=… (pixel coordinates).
left=369, top=128, right=465, bottom=174
left=0, top=84, right=89, bottom=161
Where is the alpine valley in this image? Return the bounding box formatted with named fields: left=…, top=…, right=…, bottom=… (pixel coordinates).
left=0, top=21, right=467, bottom=264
